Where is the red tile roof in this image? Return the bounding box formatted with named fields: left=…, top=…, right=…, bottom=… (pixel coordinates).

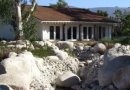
left=33, top=6, right=115, bottom=23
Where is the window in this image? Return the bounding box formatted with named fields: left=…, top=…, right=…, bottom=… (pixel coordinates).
left=49, top=26, right=61, bottom=40
left=56, top=26, right=60, bottom=40
left=99, top=26, right=102, bottom=39
left=67, top=27, right=71, bottom=39
left=83, top=27, right=87, bottom=39
left=50, top=26, right=54, bottom=39
left=88, top=27, right=92, bottom=39
left=102, top=27, right=106, bottom=38
left=73, top=27, right=77, bottom=39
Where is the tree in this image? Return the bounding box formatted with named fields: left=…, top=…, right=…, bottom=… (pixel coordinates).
left=50, top=0, right=68, bottom=9
left=0, top=0, right=37, bottom=40
left=113, top=9, right=126, bottom=36
left=122, top=15, right=130, bottom=36
left=97, top=10, right=108, bottom=17
left=114, top=9, right=123, bottom=19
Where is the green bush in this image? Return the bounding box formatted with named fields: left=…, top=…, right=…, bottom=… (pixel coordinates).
left=30, top=45, right=55, bottom=57
left=100, top=36, right=130, bottom=46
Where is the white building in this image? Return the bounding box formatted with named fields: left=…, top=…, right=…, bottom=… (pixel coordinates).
left=35, top=6, right=116, bottom=41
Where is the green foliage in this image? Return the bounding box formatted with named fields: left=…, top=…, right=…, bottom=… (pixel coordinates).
left=23, top=17, right=38, bottom=42
left=100, top=38, right=113, bottom=43
left=50, top=0, right=68, bottom=9
left=119, top=37, right=130, bottom=45
left=30, top=45, right=55, bottom=57
left=100, top=36, right=130, bottom=45
left=114, top=9, right=123, bottom=19
left=0, top=0, right=14, bottom=23
left=122, top=15, right=130, bottom=36
left=113, top=9, right=128, bottom=37
left=97, top=10, right=108, bottom=17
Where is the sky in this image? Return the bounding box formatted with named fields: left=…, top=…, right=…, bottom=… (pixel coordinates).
left=36, top=0, right=130, bottom=8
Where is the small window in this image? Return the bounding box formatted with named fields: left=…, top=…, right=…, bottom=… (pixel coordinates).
left=73, top=27, right=77, bottom=39
left=83, top=27, right=87, bottom=39
left=102, top=27, right=106, bottom=37
left=88, top=27, right=92, bottom=39
left=99, top=26, right=102, bottom=39
left=56, top=26, right=60, bottom=40
left=50, top=26, right=54, bottom=39
left=67, top=27, right=71, bottom=39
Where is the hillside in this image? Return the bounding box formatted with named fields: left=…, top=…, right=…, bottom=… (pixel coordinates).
left=89, top=7, right=130, bottom=16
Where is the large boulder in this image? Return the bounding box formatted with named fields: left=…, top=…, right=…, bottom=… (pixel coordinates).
left=34, top=41, right=45, bottom=47
left=1, top=40, right=7, bottom=44
left=113, top=43, right=121, bottom=48
left=56, top=41, right=74, bottom=50
left=46, top=56, right=59, bottom=61
left=93, top=43, right=106, bottom=54
left=35, top=40, right=54, bottom=47
left=52, top=46, right=69, bottom=60
left=98, top=55, right=130, bottom=87
left=75, top=45, right=84, bottom=51
left=112, top=65, right=130, bottom=89
left=55, top=71, right=81, bottom=87
left=0, top=51, right=42, bottom=90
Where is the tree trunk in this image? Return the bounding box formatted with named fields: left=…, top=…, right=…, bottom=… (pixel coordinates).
left=15, top=0, right=23, bottom=40
left=25, top=0, right=36, bottom=22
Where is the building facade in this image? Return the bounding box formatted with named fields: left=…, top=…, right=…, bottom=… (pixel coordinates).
left=37, top=21, right=113, bottom=41
left=35, top=6, right=116, bottom=41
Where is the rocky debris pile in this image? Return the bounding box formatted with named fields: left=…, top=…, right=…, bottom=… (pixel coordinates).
left=70, top=43, right=130, bottom=90
left=1, top=40, right=130, bottom=90
left=0, top=50, right=79, bottom=90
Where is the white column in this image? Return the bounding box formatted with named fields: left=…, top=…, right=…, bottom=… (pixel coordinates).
left=87, top=27, right=89, bottom=40
left=71, top=26, right=73, bottom=40
left=91, top=27, right=94, bottom=39
left=60, top=26, right=62, bottom=40
left=77, top=27, right=79, bottom=40
left=65, top=26, right=67, bottom=41
left=101, top=27, right=103, bottom=39
left=105, top=26, right=108, bottom=38
left=108, top=26, right=112, bottom=39
left=97, top=26, right=99, bottom=40
left=54, top=28, right=56, bottom=40
left=81, top=27, right=83, bottom=40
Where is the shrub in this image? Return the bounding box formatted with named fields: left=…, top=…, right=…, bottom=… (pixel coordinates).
left=30, top=45, right=55, bottom=57
left=100, top=36, right=130, bottom=47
